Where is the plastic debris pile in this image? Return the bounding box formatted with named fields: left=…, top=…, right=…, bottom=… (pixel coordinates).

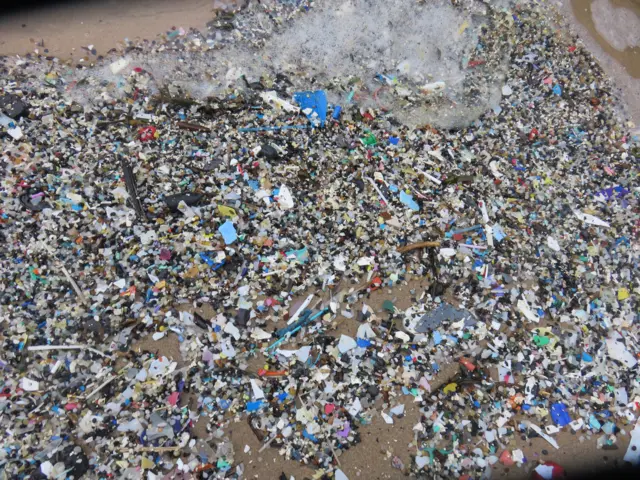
left=0, top=1, right=639, bottom=479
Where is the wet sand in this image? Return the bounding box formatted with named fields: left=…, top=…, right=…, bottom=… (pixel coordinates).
left=571, top=0, right=640, bottom=77
left=562, top=0, right=640, bottom=122
left=571, top=0, right=640, bottom=78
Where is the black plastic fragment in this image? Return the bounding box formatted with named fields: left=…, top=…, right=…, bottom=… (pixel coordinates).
left=19, top=188, right=48, bottom=212
left=258, top=144, right=279, bottom=159
left=120, top=157, right=145, bottom=220
left=163, top=193, right=204, bottom=212
left=0, top=94, right=27, bottom=118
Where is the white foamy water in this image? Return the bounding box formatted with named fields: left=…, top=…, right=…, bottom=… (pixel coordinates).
left=57, top=0, right=515, bottom=128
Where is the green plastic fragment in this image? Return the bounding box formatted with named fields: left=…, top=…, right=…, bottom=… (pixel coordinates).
left=362, top=133, right=377, bottom=146
left=533, top=335, right=550, bottom=347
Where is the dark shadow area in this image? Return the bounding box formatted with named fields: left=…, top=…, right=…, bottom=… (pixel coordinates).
left=1, top=0, right=154, bottom=16
left=3, top=0, right=73, bottom=15
left=568, top=464, right=638, bottom=480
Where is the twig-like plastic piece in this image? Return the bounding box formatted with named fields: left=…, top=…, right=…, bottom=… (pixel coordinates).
left=397, top=241, right=441, bottom=253
left=28, top=344, right=110, bottom=358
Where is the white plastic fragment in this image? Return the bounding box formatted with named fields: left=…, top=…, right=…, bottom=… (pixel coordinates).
left=489, top=160, right=503, bottom=178
left=224, top=322, right=241, bottom=340
left=616, top=387, right=629, bottom=406
left=287, top=294, right=314, bottom=325
left=109, top=58, right=130, bottom=74
left=335, top=469, right=349, bottom=480
left=390, top=404, right=405, bottom=416
left=250, top=379, right=265, bottom=400
left=420, top=81, right=446, bottom=95
left=485, top=225, right=494, bottom=247
left=1, top=112, right=23, bottom=139
left=28, top=344, right=109, bottom=358
left=347, top=398, right=362, bottom=416
left=40, top=461, right=54, bottom=476
left=338, top=335, right=357, bottom=353
left=573, top=210, right=610, bottom=227
left=251, top=328, right=272, bottom=340
left=357, top=323, right=377, bottom=339
left=148, top=356, right=175, bottom=378
left=606, top=332, right=637, bottom=368
left=478, top=200, right=489, bottom=223
left=259, top=91, right=299, bottom=113
left=277, top=346, right=312, bottom=363
left=415, top=455, right=430, bottom=469
left=333, top=255, right=347, bottom=272
left=395, top=331, right=411, bottom=342
left=517, top=298, right=539, bottom=323
left=416, top=169, right=442, bottom=185
left=570, top=418, right=584, bottom=431
left=546, top=236, right=561, bottom=252
left=20, top=378, right=39, bottom=391
left=439, top=248, right=456, bottom=259
left=534, top=464, right=555, bottom=480
left=527, top=422, right=559, bottom=449
left=623, top=425, right=640, bottom=464
left=512, top=449, right=525, bottom=463
left=278, top=184, right=294, bottom=210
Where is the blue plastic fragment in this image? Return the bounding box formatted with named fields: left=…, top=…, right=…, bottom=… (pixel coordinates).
left=172, top=420, right=182, bottom=434
left=493, top=224, right=507, bottom=241
left=285, top=247, right=309, bottom=264
left=199, top=252, right=225, bottom=271
left=589, top=414, right=602, bottom=430
left=399, top=191, right=420, bottom=211
left=550, top=403, right=571, bottom=426
left=581, top=352, right=593, bottom=362
left=218, top=220, right=238, bottom=244
left=553, top=84, right=562, bottom=96
left=332, top=105, right=342, bottom=119
left=388, top=136, right=399, bottom=145
left=303, top=429, right=318, bottom=442
left=433, top=331, right=442, bottom=345
left=602, top=422, right=616, bottom=435
left=294, top=90, right=328, bottom=127
left=357, top=338, right=372, bottom=348
left=246, top=400, right=263, bottom=412
left=238, top=124, right=309, bottom=133
left=596, top=185, right=629, bottom=200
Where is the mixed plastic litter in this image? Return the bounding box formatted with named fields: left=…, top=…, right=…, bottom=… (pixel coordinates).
left=1, top=0, right=639, bottom=479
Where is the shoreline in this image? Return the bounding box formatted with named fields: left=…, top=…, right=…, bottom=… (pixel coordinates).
left=1, top=0, right=638, bottom=123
